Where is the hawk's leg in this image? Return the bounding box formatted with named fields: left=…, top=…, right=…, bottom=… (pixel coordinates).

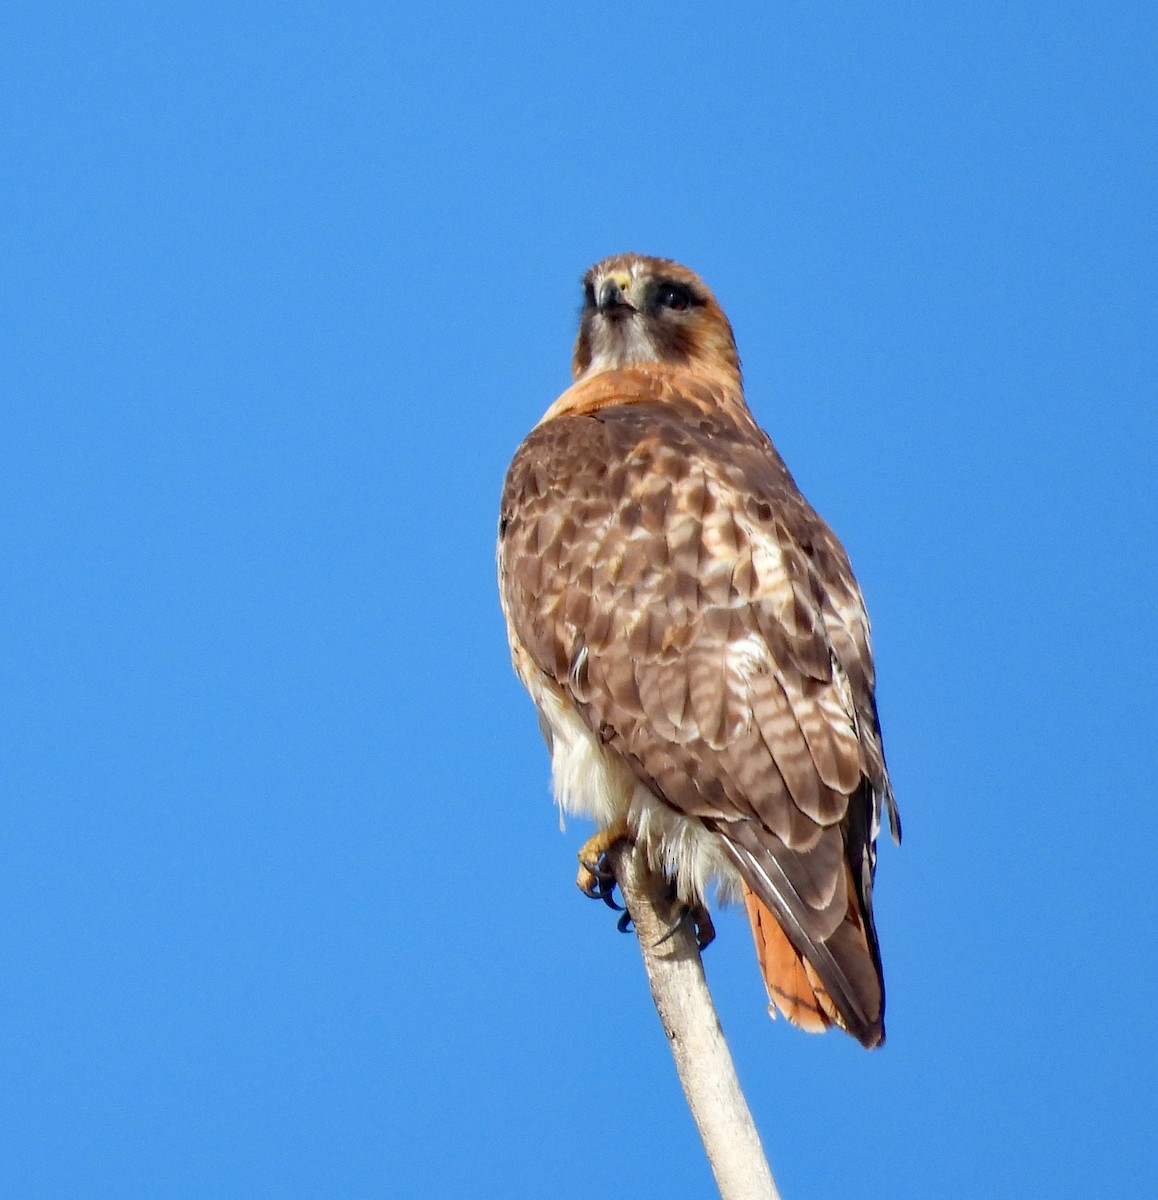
left=576, top=817, right=631, bottom=911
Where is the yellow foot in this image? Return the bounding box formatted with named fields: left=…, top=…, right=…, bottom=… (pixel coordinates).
left=576, top=817, right=631, bottom=899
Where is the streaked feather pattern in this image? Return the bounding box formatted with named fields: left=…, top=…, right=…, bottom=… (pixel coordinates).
left=498, top=255, right=899, bottom=1048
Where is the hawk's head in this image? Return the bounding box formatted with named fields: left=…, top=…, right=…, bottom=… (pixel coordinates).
left=571, top=254, right=741, bottom=384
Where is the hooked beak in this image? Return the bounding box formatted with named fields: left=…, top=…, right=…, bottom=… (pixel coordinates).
left=597, top=271, right=634, bottom=314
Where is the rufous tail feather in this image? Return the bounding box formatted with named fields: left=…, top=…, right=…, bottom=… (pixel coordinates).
left=742, top=883, right=836, bottom=1034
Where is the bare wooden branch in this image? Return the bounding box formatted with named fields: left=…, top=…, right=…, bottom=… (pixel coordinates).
left=606, top=841, right=782, bottom=1200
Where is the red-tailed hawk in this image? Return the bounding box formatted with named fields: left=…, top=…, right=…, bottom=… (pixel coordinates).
left=497, top=254, right=901, bottom=1048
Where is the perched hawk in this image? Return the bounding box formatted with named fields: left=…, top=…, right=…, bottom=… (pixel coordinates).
left=497, top=254, right=900, bottom=1048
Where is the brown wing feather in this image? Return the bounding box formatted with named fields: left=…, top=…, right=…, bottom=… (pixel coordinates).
left=499, top=368, right=895, bottom=1045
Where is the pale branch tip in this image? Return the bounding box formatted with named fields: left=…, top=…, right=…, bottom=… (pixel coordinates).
left=606, top=841, right=782, bottom=1200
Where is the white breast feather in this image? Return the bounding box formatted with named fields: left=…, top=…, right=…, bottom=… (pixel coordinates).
left=526, top=667, right=743, bottom=907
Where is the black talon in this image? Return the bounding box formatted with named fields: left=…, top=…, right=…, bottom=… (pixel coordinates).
left=580, top=856, right=624, bottom=910
left=655, top=904, right=693, bottom=948
left=695, top=908, right=716, bottom=951
left=616, top=912, right=633, bottom=934
left=654, top=904, right=716, bottom=951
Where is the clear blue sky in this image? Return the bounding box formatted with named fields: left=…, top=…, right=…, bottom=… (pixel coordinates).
left=4, top=4, right=1155, bottom=1197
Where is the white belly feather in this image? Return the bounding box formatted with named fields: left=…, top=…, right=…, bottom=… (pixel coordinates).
left=527, top=667, right=743, bottom=908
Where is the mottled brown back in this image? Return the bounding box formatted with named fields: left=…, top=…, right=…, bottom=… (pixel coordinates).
left=499, top=361, right=898, bottom=1048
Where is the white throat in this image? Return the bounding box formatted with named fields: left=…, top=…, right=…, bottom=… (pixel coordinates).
left=582, top=314, right=660, bottom=377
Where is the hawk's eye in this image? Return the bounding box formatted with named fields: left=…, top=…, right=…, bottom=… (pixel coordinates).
left=656, top=282, right=693, bottom=312
left=582, top=280, right=596, bottom=308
